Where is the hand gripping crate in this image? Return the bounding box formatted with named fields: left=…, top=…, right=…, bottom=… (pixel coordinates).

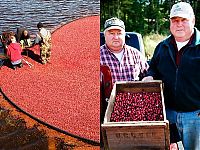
left=101, top=80, right=170, bottom=150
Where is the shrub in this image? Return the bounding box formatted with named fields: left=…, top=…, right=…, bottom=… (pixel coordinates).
left=143, top=33, right=167, bottom=60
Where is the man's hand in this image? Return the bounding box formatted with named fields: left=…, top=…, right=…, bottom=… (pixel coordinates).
left=142, top=76, right=153, bottom=81
left=170, top=143, right=179, bottom=150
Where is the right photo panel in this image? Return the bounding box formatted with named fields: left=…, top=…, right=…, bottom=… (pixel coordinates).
left=100, top=1, right=200, bottom=150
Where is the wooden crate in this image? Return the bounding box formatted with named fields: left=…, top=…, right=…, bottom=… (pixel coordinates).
left=101, top=80, right=170, bottom=150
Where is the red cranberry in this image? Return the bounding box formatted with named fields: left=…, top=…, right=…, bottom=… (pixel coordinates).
left=110, top=91, right=164, bottom=122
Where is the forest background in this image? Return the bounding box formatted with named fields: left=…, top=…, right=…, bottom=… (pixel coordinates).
left=100, top=0, right=200, bottom=58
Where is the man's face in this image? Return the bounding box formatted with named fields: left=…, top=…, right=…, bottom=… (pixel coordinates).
left=104, top=29, right=125, bottom=52
left=170, top=17, right=195, bottom=42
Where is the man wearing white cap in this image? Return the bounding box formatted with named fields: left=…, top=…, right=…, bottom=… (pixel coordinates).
left=143, top=2, right=200, bottom=150
left=100, top=17, right=149, bottom=84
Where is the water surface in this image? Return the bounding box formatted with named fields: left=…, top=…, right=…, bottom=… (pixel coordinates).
left=0, top=0, right=99, bottom=35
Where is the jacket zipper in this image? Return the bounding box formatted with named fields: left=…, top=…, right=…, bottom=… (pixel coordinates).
left=174, top=68, right=178, bottom=97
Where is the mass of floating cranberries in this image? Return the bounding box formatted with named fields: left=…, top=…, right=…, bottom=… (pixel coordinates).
left=110, top=92, right=164, bottom=122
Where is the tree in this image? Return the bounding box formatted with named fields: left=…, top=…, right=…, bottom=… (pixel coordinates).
left=100, top=0, right=200, bottom=35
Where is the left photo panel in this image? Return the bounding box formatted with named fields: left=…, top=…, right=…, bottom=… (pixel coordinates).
left=0, top=0, right=100, bottom=149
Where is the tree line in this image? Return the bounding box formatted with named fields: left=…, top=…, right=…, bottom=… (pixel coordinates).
left=100, top=0, right=200, bottom=35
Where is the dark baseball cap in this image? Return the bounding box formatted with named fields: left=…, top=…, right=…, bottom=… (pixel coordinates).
left=104, top=17, right=125, bottom=31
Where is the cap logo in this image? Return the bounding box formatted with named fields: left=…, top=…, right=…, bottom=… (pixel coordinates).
left=174, top=5, right=182, bottom=12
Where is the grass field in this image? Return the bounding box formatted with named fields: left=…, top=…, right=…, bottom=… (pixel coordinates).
left=143, top=33, right=167, bottom=60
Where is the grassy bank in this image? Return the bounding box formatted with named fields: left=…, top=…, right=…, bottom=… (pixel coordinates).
left=143, top=33, right=167, bottom=60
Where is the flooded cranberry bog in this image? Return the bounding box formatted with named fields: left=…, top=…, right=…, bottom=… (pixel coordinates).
left=0, top=15, right=100, bottom=146
left=0, top=0, right=100, bottom=147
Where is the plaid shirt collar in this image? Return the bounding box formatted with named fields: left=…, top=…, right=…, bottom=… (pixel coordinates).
left=104, top=44, right=125, bottom=54
left=101, top=44, right=148, bottom=83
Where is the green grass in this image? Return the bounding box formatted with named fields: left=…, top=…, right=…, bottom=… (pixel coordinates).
left=143, top=33, right=167, bottom=60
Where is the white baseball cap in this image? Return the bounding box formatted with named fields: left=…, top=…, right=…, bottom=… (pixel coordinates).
left=104, top=17, right=125, bottom=31
left=170, top=2, right=194, bottom=19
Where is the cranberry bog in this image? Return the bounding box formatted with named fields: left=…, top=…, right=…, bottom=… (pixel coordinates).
left=102, top=80, right=170, bottom=150
left=0, top=16, right=100, bottom=144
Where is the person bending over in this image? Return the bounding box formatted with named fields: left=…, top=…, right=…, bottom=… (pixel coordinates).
left=35, top=22, right=51, bottom=64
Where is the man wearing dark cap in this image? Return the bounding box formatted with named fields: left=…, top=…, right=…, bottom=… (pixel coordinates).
left=100, top=17, right=149, bottom=149
left=100, top=17, right=149, bottom=84
left=35, top=22, right=51, bottom=64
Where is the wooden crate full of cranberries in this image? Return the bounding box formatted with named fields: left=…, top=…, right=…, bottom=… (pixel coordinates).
left=102, top=80, right=170, bottom=150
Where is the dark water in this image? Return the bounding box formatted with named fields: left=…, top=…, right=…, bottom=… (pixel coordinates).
left=0, top=0, right=100, bottom=35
